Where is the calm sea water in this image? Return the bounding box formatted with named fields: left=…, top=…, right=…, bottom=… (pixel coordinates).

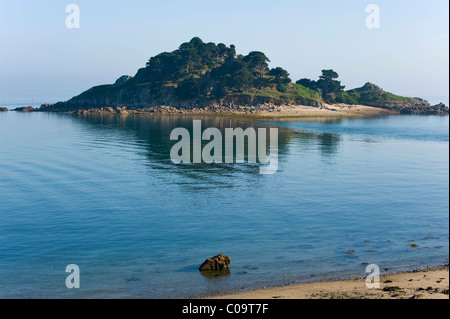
left=0, top=112, right=448, bottom=298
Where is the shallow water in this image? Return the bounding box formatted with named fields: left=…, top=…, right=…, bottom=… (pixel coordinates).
left=0, top=112, right=448, bottom=298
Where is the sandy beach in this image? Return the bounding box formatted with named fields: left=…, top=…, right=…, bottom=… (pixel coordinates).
left=247, top=104, right=397, bottom=118
left=209, top=266, right=449, bottom=299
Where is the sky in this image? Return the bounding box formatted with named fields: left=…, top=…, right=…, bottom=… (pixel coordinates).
left=0, top=0, right=449, bottom=105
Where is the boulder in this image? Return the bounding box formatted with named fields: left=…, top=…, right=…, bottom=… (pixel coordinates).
left=0, top=107, right=8, bottom=112
left=199, top=254, right=231, bottom=272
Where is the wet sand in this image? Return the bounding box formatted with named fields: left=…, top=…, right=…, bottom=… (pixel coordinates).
left=209, top=266, right=449, bottom=299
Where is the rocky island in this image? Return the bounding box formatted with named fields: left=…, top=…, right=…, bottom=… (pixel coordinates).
left=39, top=37, right=448, bottom=116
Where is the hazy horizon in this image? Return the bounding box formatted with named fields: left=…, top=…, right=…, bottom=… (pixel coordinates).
left=0, top=0, right=448, bottom=105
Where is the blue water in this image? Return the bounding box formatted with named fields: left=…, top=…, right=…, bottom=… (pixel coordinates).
left=0, top=112, right=448, bottom=298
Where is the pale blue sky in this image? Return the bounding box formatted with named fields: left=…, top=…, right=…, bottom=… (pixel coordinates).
left=0, top=0, right=448, bottom=104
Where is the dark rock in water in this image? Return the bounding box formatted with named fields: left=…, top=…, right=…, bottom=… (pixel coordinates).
left=0, top=107, right=8, bottom=112
left=199, top=254, right=231, bottom=272
left=13, top=106, right=36, bottom=112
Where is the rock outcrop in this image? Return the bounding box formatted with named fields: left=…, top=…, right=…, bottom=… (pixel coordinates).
left=399, top=102, right=449, bottom=115
left=0, top=107, right=8, bottom=112
left=347, top=83, right=449, bottom=115
left=13, top=106, right=37, bottom=112
left=114, top=75, right=132, bottom=85
left=199, top=254, right=231, bottom=272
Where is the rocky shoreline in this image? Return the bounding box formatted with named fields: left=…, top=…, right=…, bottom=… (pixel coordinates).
left=3, top=101, right=448, bottom=118
left=0, top=103, right=449, bottom=118
left=44, top=103, right=288, bottom=116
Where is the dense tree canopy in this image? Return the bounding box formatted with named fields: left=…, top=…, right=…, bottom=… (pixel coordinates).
left=296, top=69, right=345, bottom=103
left=100, top=38, right=353, bottom=104
left=129, top=37, right=298, bottom=99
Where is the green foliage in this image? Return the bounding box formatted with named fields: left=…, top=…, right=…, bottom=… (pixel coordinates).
left=270, top=67, right=291, bottom=85
left=175, top=77, right=208, bottom=100
left=237, top=83, right=322, bottom=105
left=276, top=83, right=288, bottom=93
left=292, top=83, right=322, bottom=101
left=319, top=69, right=339, bottom=81
left=72, top=38, right=335, bottom=105
left=296, top=78, right=317, bottom=91
left=130, top=38, right=279, bottom=99
left=335, top=91, right=360, bottom=105
left=242, top=51, right=271, bottom=78
left=296, top=69, right=345, bottom=102
left=317, top=69, right=345, bottom=97
left=344, top=82, right=422, bottom=107
left=211, top=59, right=253, bottom=91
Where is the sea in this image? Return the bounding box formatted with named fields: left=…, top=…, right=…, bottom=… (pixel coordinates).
left=0, top=100, right=448, bottom=298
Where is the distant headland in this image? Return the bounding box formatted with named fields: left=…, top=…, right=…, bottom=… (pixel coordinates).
left=9, top=37, right=450, bottom=116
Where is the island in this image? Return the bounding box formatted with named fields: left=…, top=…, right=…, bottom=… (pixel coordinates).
left=39, top=37, right=448, bottom=116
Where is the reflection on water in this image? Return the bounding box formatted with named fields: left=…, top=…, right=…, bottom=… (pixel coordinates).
left=199, top=269, right=231, bottom=279
left=317, top=133, right=340, bottom=156
left=0, top=112, right=448, bottom=298
left=68, top=113, right=344, bottom=188
left=72, top=113, right=342, bottom=164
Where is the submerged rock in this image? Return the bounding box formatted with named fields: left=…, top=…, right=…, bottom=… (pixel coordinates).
left=199, top=254, right=231, bottom=272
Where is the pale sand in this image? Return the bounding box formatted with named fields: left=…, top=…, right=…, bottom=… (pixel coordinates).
left=209, top=266, right=449, bottom=299
left=195, top=104, right=397, bottom=118
left=252, top=104, right=397, bottom=118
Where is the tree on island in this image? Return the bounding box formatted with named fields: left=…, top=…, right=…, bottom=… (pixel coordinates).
left=243, top=51, right=270, bottom=78
left=318, top=69, right=345, bottom=96
left=241, top=51, right=271, bottom=89
left=270, top=67, right=291, bottom=84
left=297, top=69, right=345, bottom=102
left=270, top=67, right=291, bottom=92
